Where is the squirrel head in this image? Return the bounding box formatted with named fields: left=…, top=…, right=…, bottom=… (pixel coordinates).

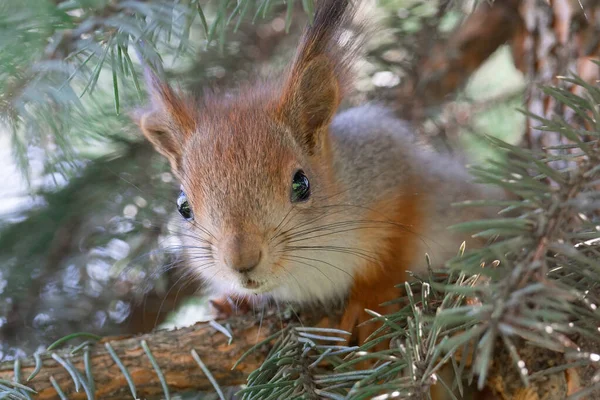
left=132, top=0, right=361, bottom=302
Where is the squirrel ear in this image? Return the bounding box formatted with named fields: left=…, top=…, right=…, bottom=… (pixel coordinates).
left=131, top=107, right=183, bottom=171
left=130, top=68, right=195, bottom=171
left=278, top=56, right=340, bottom=153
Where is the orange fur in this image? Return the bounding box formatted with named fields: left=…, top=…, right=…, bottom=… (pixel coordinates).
left=340, top=183, right=426, bottom=345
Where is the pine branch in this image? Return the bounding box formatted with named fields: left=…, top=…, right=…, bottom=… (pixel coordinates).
left=0, top=311, right=322, bottom=400
left=0, top=0, right=303, bottom=177
left=436, top=77, right=600, bottom=397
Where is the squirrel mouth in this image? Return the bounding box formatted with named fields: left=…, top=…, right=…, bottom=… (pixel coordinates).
left=242, top=279, right=261, bottom=290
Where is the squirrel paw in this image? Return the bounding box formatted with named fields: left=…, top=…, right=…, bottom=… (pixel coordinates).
left=339, top=302, right=384, bottom=349
left=209, top=295, right=252, bottom=320
left=339, top=296, right=399, bottom=351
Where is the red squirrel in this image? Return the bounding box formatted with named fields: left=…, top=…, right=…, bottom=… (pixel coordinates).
left=132, top=0, right=502, bottom=343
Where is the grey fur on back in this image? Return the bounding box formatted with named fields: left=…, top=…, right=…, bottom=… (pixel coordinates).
left=330, top=104, right=502, bottom=265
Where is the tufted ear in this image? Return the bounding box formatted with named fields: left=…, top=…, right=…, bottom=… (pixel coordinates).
left=277, top=55, right=340, bottom=154
left=130, top=68, right=196, bottom=171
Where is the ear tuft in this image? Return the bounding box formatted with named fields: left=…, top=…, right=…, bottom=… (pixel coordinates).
left=278, top=56, right=340, bottom=153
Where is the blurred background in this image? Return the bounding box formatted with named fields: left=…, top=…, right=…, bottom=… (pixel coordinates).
left=2, top=0, right=593, bottom=362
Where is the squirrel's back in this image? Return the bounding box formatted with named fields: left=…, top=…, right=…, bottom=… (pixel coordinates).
left=330, top=104, right=501, bottom=265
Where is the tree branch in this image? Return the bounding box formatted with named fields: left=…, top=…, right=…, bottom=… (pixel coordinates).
left=396, top=0, right=523, bottom=120
left=0, top=312, right=312, bottom=400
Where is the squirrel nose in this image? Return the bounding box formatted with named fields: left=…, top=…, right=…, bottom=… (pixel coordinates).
left=222, top=234, right=262, bottom=273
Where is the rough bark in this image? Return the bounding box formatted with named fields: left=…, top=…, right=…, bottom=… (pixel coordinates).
left=512, top=0, right=600, bottom=153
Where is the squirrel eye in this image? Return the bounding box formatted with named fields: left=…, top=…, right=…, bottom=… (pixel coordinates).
left=291, top=170, right=310, bottom=203
left=177, top=191, right=194, bottom=220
